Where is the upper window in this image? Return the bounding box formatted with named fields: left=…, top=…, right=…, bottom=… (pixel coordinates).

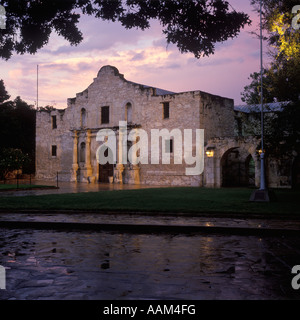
left=51, top=145, right=57, bottom=157
left=125, top=102, right=132, bottom=123
left=81, top=108, right=86, bottom=127
left=163, top=102, right=169, bottom=119
left=101, top=106, right=109, bottom=124
left=51, top=115, right=57, bottom=129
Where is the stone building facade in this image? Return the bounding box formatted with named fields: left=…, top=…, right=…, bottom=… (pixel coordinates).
left=35, top=65, right=296, bottom=188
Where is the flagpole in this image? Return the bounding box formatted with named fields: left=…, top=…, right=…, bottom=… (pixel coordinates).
left=250, top=0, right=270, bottom=201
left=37, top=64, right=39, bottom=109
left=259, top=0, right=266, bottom=190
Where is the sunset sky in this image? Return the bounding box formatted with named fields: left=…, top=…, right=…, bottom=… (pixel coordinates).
left=0, top=0, right=269, bottom=108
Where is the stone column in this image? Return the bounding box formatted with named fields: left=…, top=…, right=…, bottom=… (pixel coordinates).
left=86, top=130, right=93, bottom=178
left=116, top=164, right=125, bottom=184
left=215, top=157, right=221, bottom=188
left=205, top=155, right=217, bottom=188
left=130, top=129, right=140, bottom=185
left=116, top=121, right=127, bottom=184
left=118, top=121, right=127, bottom=165
left=72, top=131, right=79, bottom=181
left=132, top=165, right=140, bottom=184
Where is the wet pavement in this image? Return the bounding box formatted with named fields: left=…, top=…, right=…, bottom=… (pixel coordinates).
left=0, top=227, right=299, bottom=300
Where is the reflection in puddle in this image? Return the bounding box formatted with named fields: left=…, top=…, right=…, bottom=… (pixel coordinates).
left=0, top=228, right=299, bottom=300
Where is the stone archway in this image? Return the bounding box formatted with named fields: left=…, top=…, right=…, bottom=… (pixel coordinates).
left=98, top=147, right=114, bottom=183
left=205, top=137, right=259, bottom=188
left=220, top=148, right=256, bottom=187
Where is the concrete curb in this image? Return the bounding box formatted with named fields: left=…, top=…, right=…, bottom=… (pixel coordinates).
left=0, top=220, right=299, bottom=236
left=0, top=208, right=299, bottom=220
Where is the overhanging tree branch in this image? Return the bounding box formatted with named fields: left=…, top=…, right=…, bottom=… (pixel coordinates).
left=0, top=0, right=250, bottom=60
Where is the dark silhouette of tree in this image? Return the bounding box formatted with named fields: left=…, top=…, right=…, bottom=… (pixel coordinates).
left=0, top=148, right=30, bottom=180
left=241, top=69, right=274, bottom=105
left=0, top=84, right=35, bottom=173
left=0, top=0, right=250, bottom=60
left=0, top=79, right=10, bottom=103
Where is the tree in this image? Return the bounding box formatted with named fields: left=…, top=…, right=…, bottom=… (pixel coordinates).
left=0, top=79, right=10, bottom=103
left=0, top=0, right=250, bottom=60
left=0, top=148, right=30, bottom=180
left=0, top=85, right=36, bottom=173
left=37, top=105, right=56, bottom=112
left=241, top=56, right=300, bottom=104
left=266, top=100, right=300, bottom=156
left=243, top=1, right=300, bottom=103
left=251, top=0, right=300, bottom=59
left=268, top=57, right=300, bottom=103
left=0, top=95, right=35, bottom=154
left=241, top=69, right=274, bottom=105
left=241, top=1, right=300, bottom=158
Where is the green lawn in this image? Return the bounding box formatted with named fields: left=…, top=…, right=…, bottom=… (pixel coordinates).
left=0, top=187, right=299, bottom=215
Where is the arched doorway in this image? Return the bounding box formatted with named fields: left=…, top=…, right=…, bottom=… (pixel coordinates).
left=98, top=147, right=114, bottom=183
left=221, top=148, right=240, bottom=187
left=221, top=147, right=256, bottom=187
left=79, top=142, right=86, bottom=163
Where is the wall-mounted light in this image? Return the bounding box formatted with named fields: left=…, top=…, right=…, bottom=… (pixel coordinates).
left=206, top=147, right=215, bottom=157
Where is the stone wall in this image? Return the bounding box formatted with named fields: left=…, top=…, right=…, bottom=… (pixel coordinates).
left=35, top=109, right=73, bottom=181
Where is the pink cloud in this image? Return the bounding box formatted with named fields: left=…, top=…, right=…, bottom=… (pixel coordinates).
left=0, top=1, right=268, bottom=107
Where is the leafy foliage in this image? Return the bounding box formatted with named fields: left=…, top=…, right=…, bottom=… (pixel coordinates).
left=0, top=83, right=35, bottom=173
left=37, top=105, right=56, bottom=112
left=241, top=1, right=300, bottom=158
left=0, top=148, right=30, bottom=180
left=241, top=56, right=300, bottom=105
left=0, top=79, right=10, bottom=103
left=251, top=0, right=300, bottom=59
left=241, top=69, right=274, bottom=105
left=0, top=0, right=250, bottom=59
left=266, top=101, right=300, bottom=156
